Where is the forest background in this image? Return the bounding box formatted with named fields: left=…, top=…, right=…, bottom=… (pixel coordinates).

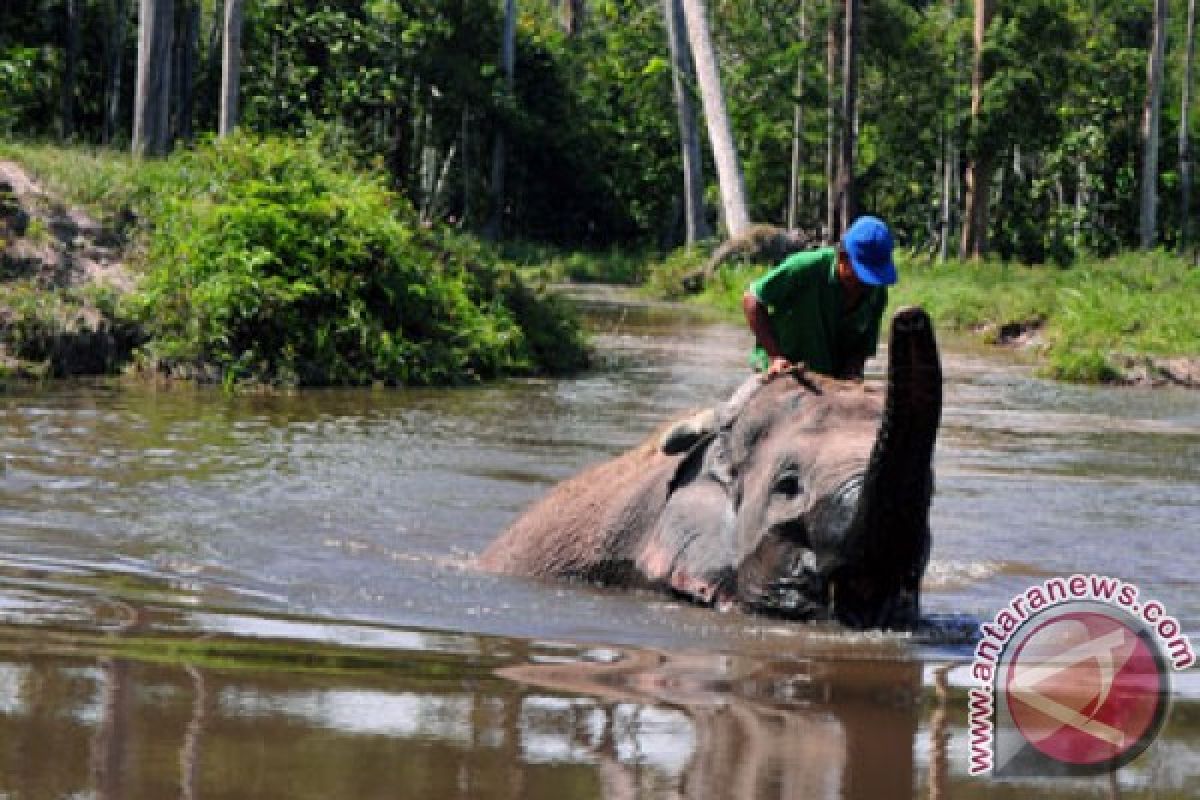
left=1, top=0, right=1198, bottom=385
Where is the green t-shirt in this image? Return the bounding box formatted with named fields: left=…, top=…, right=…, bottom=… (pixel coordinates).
left=748, top=247, right=887, bottom=376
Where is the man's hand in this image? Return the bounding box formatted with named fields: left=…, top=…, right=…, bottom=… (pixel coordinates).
left=763, top=357, right=804, bottom=382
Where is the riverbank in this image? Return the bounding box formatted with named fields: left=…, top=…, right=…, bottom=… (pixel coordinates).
left=630, top=246, right=1200, bottom=387
left=0, top=138, right=588, bottom=387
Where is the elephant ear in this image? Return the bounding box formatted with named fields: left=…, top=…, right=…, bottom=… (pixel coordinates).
left=635, top=439, right=737, bottom=608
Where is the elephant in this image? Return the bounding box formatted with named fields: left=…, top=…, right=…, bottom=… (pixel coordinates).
left=478, top=306, right=942, bottom=630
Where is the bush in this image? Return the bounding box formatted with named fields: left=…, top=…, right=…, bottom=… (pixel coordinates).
left=123, top=135, right=588, bottom=386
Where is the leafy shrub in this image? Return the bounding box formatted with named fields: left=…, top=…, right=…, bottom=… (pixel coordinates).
left=0, top=282, right=132, bottom=376
left=124, top=135, right=588, bottom=386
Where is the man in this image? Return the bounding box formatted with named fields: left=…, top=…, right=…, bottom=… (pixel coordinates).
left=660, top=215, right=897, bottom=454
left=744, top=214, right=896, bottom=382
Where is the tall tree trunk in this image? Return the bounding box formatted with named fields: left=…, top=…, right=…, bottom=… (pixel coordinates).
left=825, top=1, right=843, bottom=241
left=62, top=0, right=81, bottom=140
left=1074, top=159, right=1086, bottom=251
left=836, top=0, right=859, bottom=231
left=461, top=105, right=471, bottom=226
left=174, top=0, right=199, bottom=143
left=206, top=0, right=223, bottom=103
left=939, top=0, right=962, bottom=262
left=133, top=0, right=174, bottom=157
left=560, top=0, right=585, bottom=36
left=487, top=0, right=517, bottom=240
left=663, top=0, right=709, bottom=245
left=787, top=0, right=808, bottom=231
left=679, top=0, right=750, bottom=238
left=1140, top=0, right=1168, bottom=249
left=960, top=0, right=993, bottom=259
left=218, top=0, right=243, bottom=136
left=1180, top=0, right=1196, bottom=252
left=103, top=0, right=129, bottom=145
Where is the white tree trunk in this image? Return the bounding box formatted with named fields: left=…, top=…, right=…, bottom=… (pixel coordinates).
left=787, top=0, right=807, bottom=231
left=679, top=0, right=750, bottom=238
left=219, top=0, right=243, bottom=136
left=825, top=2, right=842, bottom=241
left=836, top=0, right=859, bottom=230
left=133, top=0, right=174, bottom=157
left=663, top=0, right=709, bottom=245
left=1140, top=0, right=1168, bottom=249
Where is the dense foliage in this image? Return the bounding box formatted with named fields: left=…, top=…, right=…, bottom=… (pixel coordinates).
left=3, top=0, right=1198, bottom=258
left=121, top=136, right=587, bottom=386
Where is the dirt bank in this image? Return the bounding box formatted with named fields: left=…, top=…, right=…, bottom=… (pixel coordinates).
left=976, top=318, right=1200, bottom=388
left=0, top=160, right=138, bottom=378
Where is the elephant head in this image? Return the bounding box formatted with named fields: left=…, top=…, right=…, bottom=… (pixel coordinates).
left=479, top=306, right=941, bottom=632
left=640, top=306, right=941, bottom=630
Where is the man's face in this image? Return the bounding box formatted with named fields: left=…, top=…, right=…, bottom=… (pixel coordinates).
left=836, top=251, right=863, bottom=291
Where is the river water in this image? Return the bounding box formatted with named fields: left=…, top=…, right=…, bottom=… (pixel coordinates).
left=0, top=285, right=1196, bottom=798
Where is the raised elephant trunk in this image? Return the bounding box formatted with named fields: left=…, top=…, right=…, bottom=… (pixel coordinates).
left=835, top=306, right=942, bottom=629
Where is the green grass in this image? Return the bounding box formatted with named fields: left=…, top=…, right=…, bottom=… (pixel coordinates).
left=890, top=252, right=1200, bottom=380
left=643, top=247, right=1200, bottom=384
left=501, top=239, right=653, bottom=285
left=0, top=140, right=177, bottom=225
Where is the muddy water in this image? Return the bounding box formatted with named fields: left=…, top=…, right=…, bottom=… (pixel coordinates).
left=0, top=285, right=1197, bottom=798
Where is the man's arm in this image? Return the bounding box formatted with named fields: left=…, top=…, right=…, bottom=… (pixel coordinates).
left=742, top=291, right=795, bottom=380
left=839, top=357, right=866, bottom=381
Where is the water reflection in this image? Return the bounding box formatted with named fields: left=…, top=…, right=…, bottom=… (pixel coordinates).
left=500, top=649, right=922, bottom=799
left=1, top=633, right=1196, bottom=800
left=0, top=640, right=922, bottom=800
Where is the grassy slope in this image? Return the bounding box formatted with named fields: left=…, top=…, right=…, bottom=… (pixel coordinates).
left=888, top=254, right=1200, bottom=381
left=0, top=140, right=589, bottom=385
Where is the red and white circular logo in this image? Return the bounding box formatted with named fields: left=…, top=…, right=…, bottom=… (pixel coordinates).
left=1002, top=607, right=1169, bottom=770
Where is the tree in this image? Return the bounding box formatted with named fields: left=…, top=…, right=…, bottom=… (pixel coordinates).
left=939, top=0, right=964, bottom=262
left=680, top=0, right=750, bottom=238
left=174, top=0, right=199, bottom=142
left=663, top=0, right=708, bottom=245
left=835, top=0, right=860, bottom=232
left=826, top=1, right=842, bottom=240
left=219, top=0, right=242, bottom=136
left=1180, top=0, right=1197, bottom=252
left=787, top=0, right=809, bottom=232
left=62, top=0, right=81, bottom=139
left=486, top=0, right=517, bottom=239
left=552, top=0, right=585, bottom=36
left=1139, top=0, right=1168, bottom=249
left=133, top=0, right=174, bottom=157
left=103, top=0, right=130, bottom=144
left=961, top=0, right=993, bottom=259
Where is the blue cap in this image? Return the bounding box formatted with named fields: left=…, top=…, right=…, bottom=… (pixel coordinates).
left=842, top=215, right=896, bottom=286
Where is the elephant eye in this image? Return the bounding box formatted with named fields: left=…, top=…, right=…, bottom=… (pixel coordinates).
left=774, top=470, right=803, bottom=497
